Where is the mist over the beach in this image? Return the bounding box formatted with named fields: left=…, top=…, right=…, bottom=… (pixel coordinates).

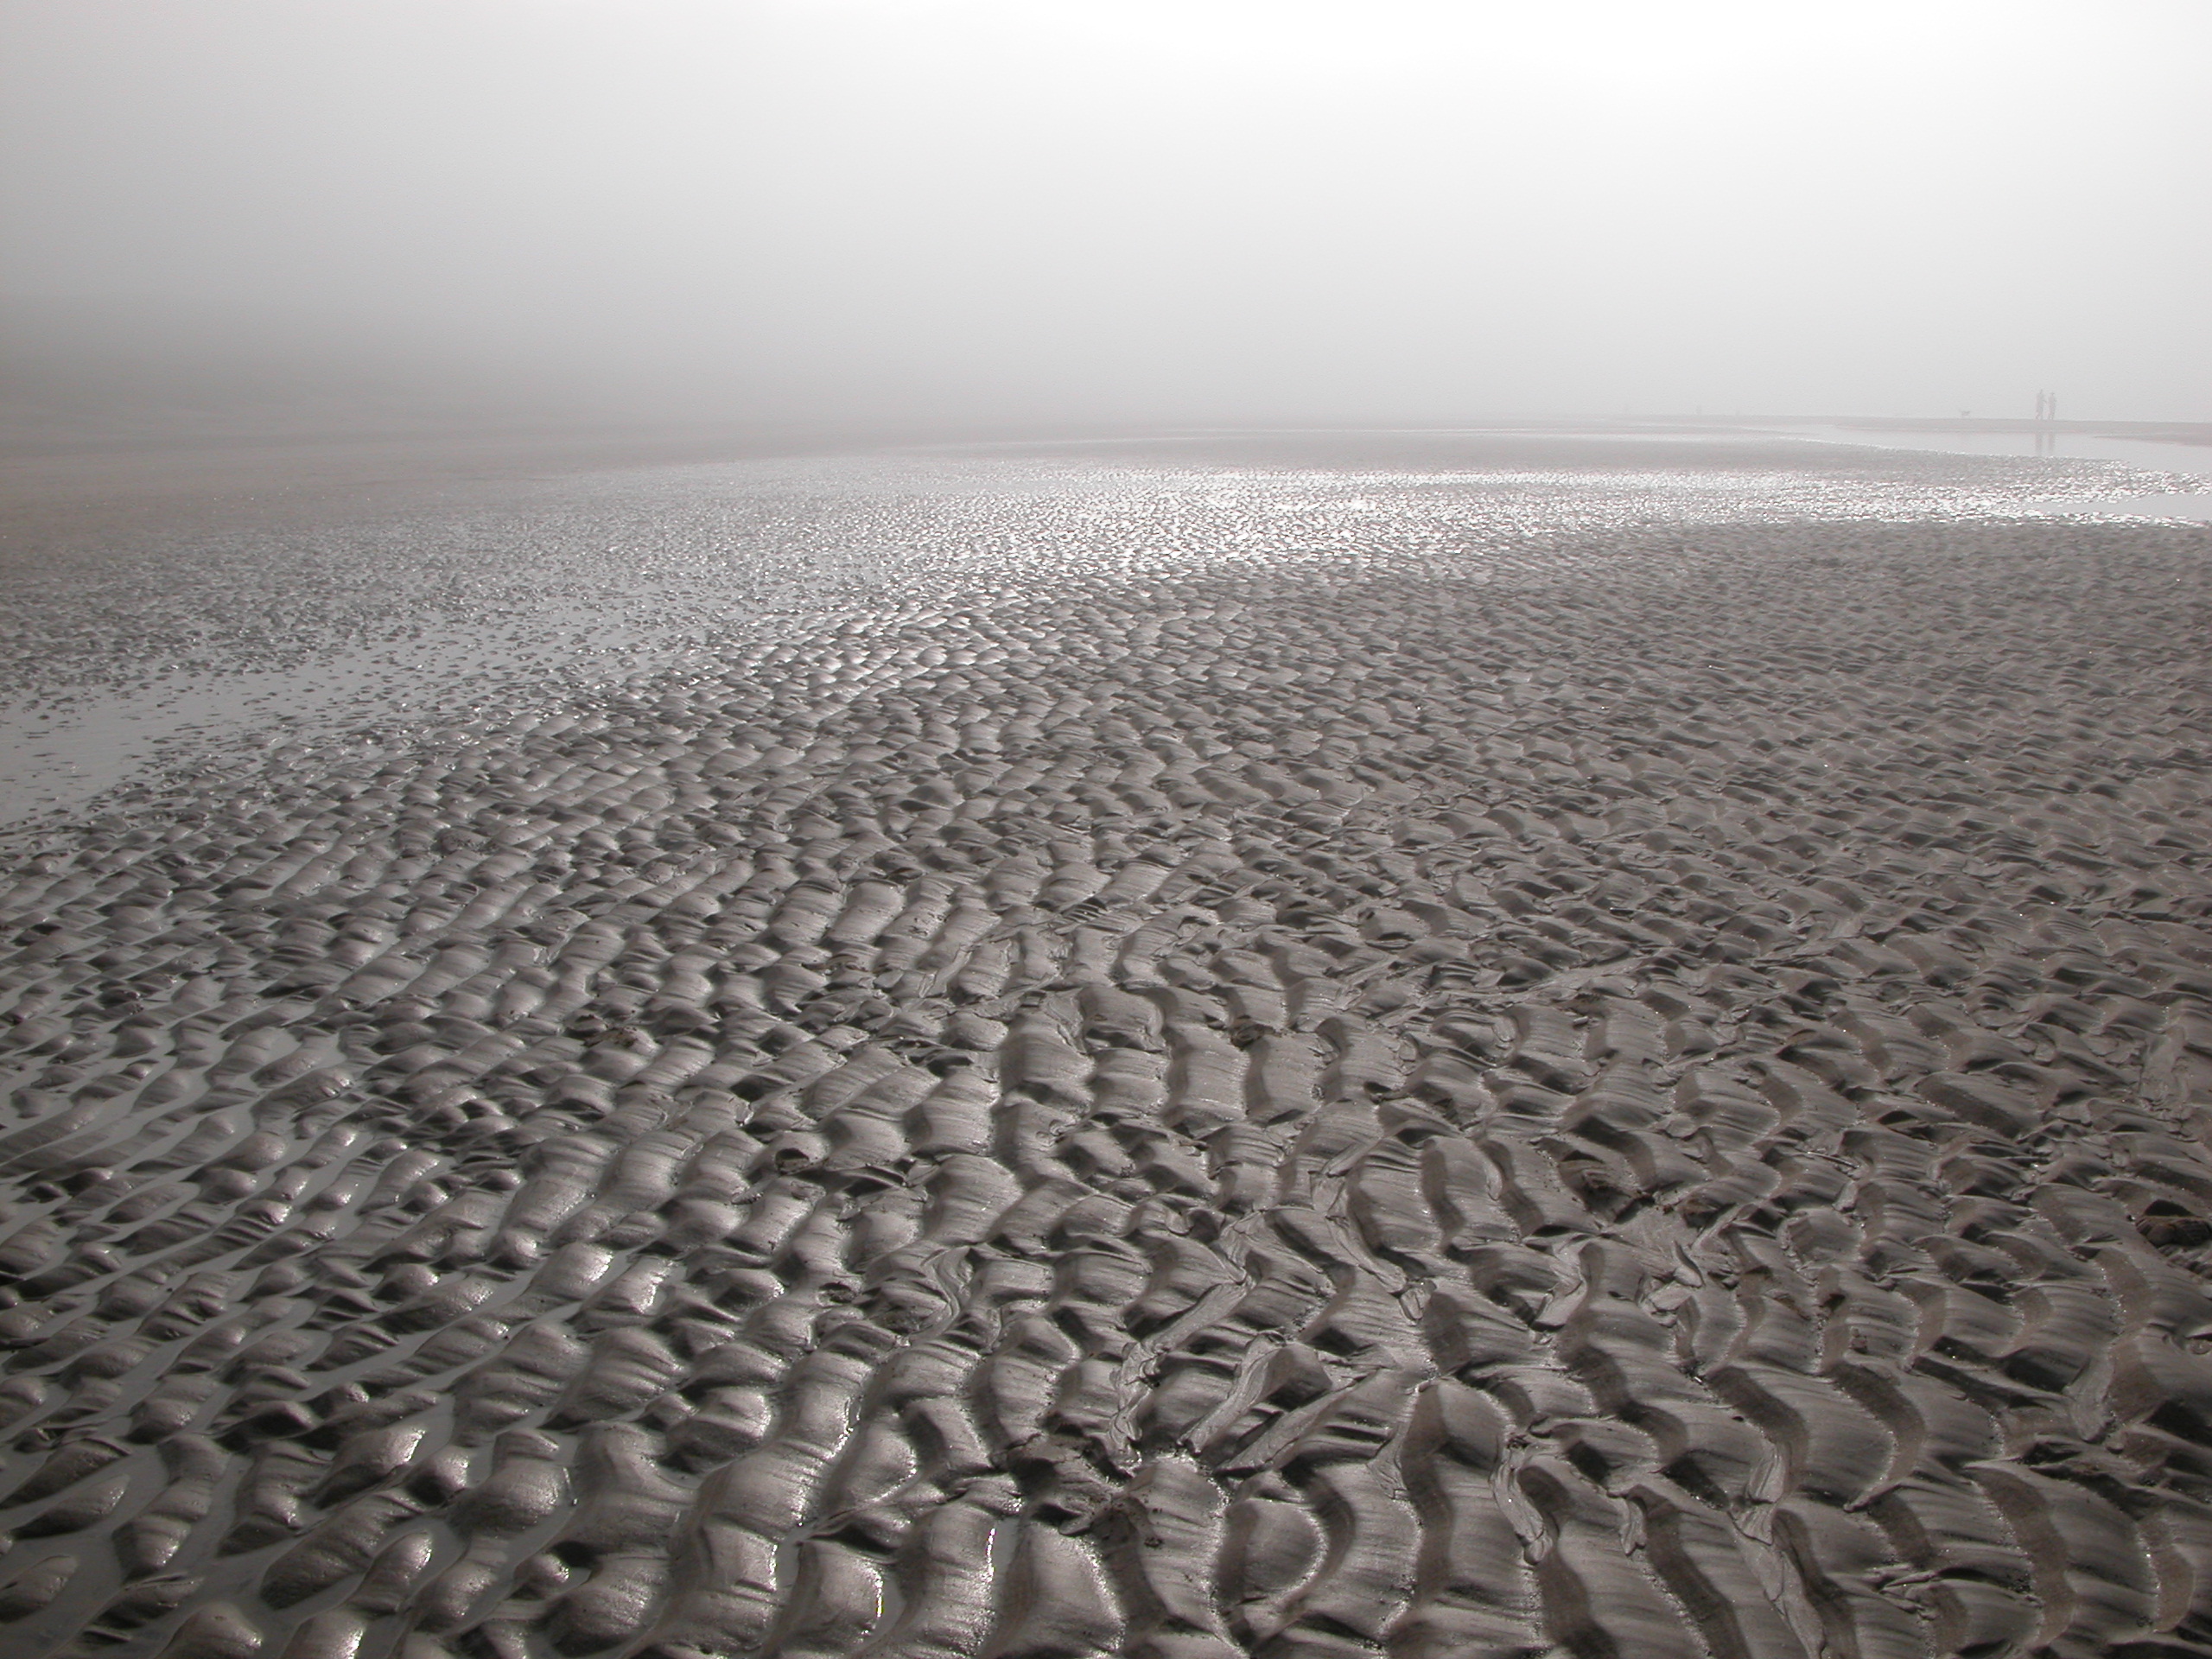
left=4, top=0, right=2209, bottom=435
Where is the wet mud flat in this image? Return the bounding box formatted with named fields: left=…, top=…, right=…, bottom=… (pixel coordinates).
left=0, top=442, right=2209, bottom=1659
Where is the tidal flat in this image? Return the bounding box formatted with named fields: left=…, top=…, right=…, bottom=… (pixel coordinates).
left=0, top=431, right=2209, bottom=1658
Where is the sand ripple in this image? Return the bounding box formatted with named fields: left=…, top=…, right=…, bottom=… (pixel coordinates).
left=0, top=464, right=2209, bottom=1658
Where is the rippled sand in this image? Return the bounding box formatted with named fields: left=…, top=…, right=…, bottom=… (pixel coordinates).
left=1, top=435, right=2209, bottom=1659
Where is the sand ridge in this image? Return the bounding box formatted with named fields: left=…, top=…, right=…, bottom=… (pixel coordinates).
left=0, top=436, right=2160, bottom=829
left=0, top=467, right=2209, bottom=1658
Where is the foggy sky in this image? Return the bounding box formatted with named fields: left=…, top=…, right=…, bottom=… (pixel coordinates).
left=3, top=0, right=2208, bottom=433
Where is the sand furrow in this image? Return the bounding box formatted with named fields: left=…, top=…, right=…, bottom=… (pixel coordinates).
left=0, top=448, right=2207, bottom=1656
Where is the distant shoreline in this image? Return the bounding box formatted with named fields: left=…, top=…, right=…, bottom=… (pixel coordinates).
left=1718, top=413, right=2212, bottom=446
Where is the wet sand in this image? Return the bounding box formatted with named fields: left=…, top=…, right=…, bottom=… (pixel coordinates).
left=1, top=434, right=2209, bottom=1658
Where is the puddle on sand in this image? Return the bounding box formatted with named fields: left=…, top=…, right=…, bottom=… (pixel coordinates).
left=0, top=608, right=715, bottom=830
left=1769, top=423, right=2212, bottom=522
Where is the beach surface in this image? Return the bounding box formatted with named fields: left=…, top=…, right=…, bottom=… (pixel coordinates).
left=1, top=431, right=2209, bottom=1658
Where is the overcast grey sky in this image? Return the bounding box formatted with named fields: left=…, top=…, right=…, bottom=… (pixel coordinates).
left=3, top=0, right=2206, bottom=430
